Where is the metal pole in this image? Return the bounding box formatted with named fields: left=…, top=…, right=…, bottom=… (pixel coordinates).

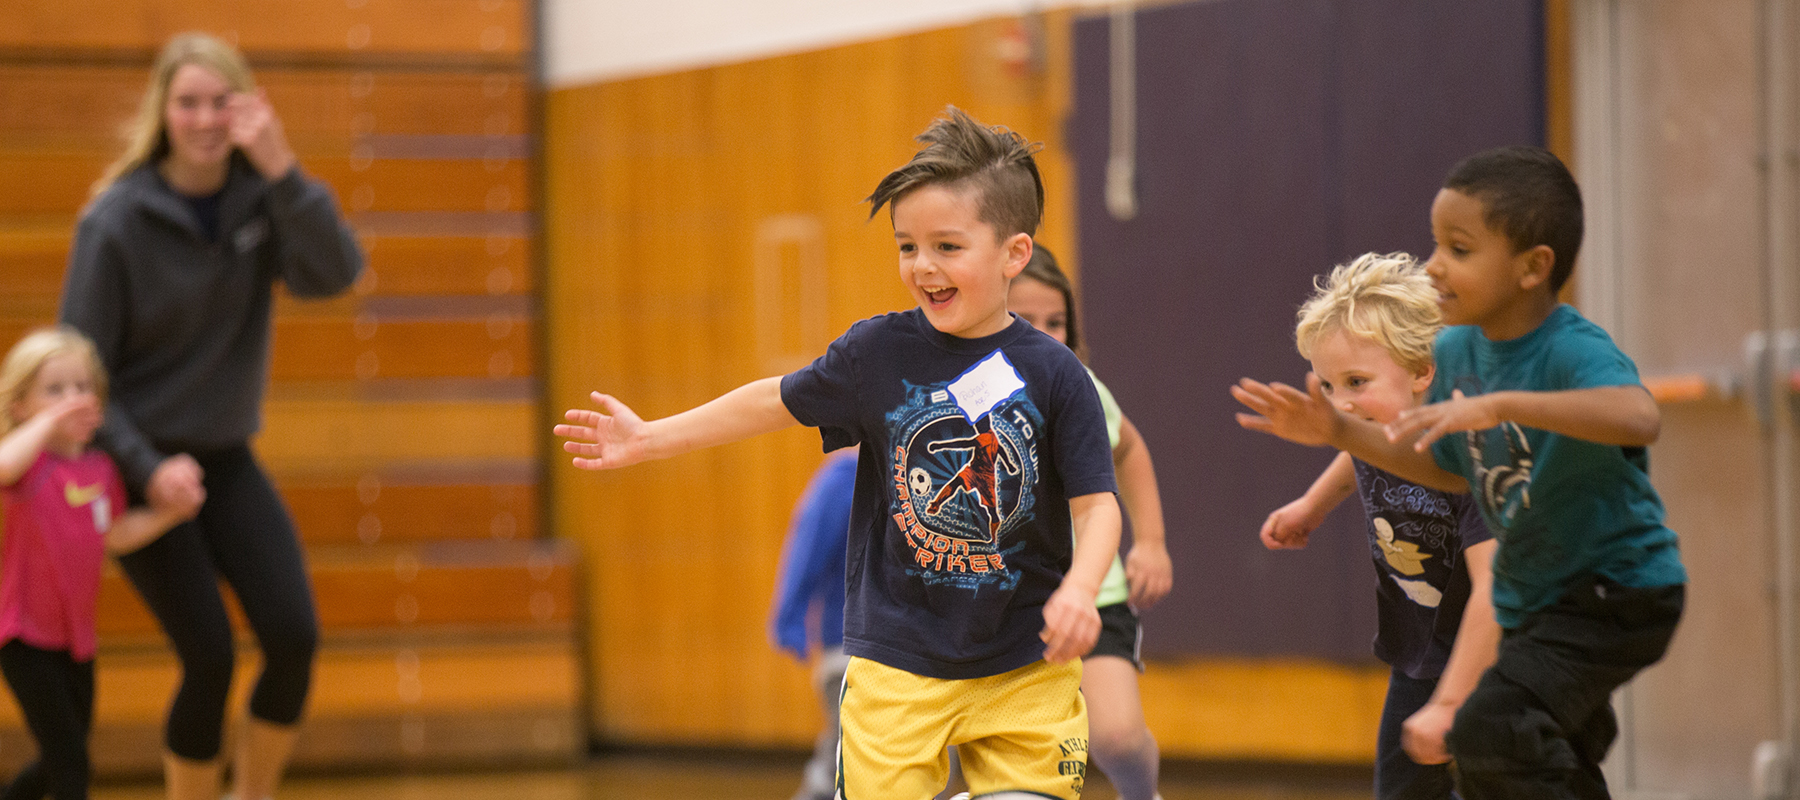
left=1760, top=0, right=1800, bottom=793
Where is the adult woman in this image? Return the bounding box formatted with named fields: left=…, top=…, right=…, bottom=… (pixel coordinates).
left=58, top=32, right=363, bottom=800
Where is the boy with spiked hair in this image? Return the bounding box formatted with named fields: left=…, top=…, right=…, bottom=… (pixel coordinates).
left=557, top=106, right=1120, bottom=799
left=1234, top=146, right=1685, bottom=800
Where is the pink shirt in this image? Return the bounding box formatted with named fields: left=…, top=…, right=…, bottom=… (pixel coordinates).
left=0, top=450, right=121, bottom=661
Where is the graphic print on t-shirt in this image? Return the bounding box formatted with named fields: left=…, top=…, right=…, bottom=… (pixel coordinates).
left=885, top=351, right=1042, bottom=587
left=1362, top=469, right=1458, bottom=609
left=1466, top=420, right=1533, bottom=529
left=64, top=480, right=111, bottom=533
left=1449, top=377, right=1534, bottom=530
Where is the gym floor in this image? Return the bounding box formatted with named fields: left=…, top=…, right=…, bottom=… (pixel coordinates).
left=88, top=751, right=1372, bottom=800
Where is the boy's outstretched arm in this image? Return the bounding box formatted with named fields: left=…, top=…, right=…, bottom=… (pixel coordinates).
left=556, top=376, right=798, bottom=470
left=1114, top=414, right=1172, bottom=609
left=1232, top=374, right=1465, bottom=494
left=1401, top=538, right=1500, bottom=764
left=1386, top=385, right=1661, bottom=451
left=1260, top=450, right=1356, bottom=550
left=1041, top=491, right=1121, bottom=663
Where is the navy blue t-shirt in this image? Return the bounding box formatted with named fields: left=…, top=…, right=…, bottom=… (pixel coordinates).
left=780, top=309, right=1117, bottom=680
left=1353, top=458, right=1492, bottom=680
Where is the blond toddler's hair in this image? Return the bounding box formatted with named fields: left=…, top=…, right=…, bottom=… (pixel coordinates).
left=1294, top=252, right=1441, bottom=376
left=0, top=326, right=108, bottom=435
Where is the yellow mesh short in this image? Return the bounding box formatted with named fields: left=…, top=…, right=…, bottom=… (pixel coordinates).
left=837, top=656, right=1088, bottom=799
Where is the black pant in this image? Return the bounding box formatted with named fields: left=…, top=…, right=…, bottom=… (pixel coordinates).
left=0, top=641, right=94, bottom=800
left=1445, top=577, right=1683, bottom=800
left=117, top=446, right=318, bottom=761
left=1377, top=669, right=1457, bottom=800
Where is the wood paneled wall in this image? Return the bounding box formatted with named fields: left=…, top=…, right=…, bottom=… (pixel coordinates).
left=0, top=0, right=580, bottom=770
left=545, top=13, right=1079, bottom=747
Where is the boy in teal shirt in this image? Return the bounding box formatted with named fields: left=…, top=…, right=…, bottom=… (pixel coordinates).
left=1233, top=146, right=1685, bottom=800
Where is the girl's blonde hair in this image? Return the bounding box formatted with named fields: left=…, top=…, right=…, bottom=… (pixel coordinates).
left=0, top=327, right=108, bottom=435
left=94, top=32, right=256, bottom=195
left=1294, top=252, right=1441, bottom=376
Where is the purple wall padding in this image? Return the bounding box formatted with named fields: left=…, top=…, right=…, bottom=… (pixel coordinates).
left=1070, top=0, right=1543, bottom=661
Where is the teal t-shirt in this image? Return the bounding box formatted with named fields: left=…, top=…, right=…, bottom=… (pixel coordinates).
left=1427, top=304, right=1687, bottom=629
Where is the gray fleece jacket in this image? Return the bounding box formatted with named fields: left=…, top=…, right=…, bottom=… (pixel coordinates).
left=59, top=155, right=364, bottom=492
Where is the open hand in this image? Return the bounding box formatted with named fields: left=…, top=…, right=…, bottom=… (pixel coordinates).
left=1124, top=543, right=1172, bottom=609
left=553, top=391, right=650, bottom=470
left=1260, top=496, right=1324, bottom=550
left=228, top=89, right=296, bottom=180
left=1384, top=389, right=1498, bottom=452
left=1039, top=584, right=1101, bottom=663
left=1231, top=373, right=1342, bottom=448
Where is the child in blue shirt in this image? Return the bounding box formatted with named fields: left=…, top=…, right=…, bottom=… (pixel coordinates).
left=770, top=449, right=856, bottom=800
left=1234, top=146, right=1685, bottom=800
left=1259, top=253, right=1499, bottom=800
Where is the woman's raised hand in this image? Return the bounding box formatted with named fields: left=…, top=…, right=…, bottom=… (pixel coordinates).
left=228, top=89, right=296, bottom=180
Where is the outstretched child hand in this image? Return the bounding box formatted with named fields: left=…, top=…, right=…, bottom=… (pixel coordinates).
left=554, top=391, right=651, bottom=470
left=1039, top=584, right=1101, bottom=663
left=1384, top=389, right=1499, bottom=452
left=1231, top=374, right=1343, bottom=448
left=1260, top=495, right=1326, bottom=550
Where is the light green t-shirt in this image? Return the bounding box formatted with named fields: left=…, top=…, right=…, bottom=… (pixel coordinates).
left=1088, top=370, right=1131, bottom=608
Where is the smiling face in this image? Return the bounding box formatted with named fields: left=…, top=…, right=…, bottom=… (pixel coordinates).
left=892, top=183, right=1031, bottom=340
left=1424, top=188, right=1556, bottom=340
left=162, top=63, right=235, bottom=175
left=1007, top=276, right=1068, bottom=346
left=1307, top=328, right=1432, bottom=425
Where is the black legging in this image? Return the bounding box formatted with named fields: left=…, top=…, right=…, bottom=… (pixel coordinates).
left=117, top=445, right=317, bottom=761
left=0, top=640, right=94, bottom=800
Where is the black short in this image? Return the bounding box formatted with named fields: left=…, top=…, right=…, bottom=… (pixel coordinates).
left=1085, top=602, right=1143, bottom=671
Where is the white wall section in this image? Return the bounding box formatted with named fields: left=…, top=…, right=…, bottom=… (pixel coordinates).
left=545, top=0, right=1108, bottom=87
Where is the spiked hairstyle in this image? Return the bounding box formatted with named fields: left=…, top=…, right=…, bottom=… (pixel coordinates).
left=866, top=106, right=1045, bottom=239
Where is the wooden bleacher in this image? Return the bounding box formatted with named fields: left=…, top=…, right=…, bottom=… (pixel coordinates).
left=0, top=0, right=575, bottom=775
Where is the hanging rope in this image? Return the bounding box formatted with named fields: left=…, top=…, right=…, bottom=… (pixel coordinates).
left=1105, top=1, right=1138, bottom=221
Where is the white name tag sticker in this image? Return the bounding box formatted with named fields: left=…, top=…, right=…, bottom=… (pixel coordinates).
left=947, top=351, right=1025, bottom=423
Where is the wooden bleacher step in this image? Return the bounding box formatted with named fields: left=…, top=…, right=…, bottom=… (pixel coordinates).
left=0, top=539, right=582, bottom=776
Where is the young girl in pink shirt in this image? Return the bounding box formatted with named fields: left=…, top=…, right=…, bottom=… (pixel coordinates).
left=0, top=327, right=198, bottom=800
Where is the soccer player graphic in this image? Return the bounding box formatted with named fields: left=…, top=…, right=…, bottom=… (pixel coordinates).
left=925, top=414, right=1022, bottom=544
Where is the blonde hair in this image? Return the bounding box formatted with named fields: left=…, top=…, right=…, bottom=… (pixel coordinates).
left=0, top=327, right=108, bottom=435
left=1294, top=252, right=1441, bottom=376
left=94, top=32, right=256, bottom=195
